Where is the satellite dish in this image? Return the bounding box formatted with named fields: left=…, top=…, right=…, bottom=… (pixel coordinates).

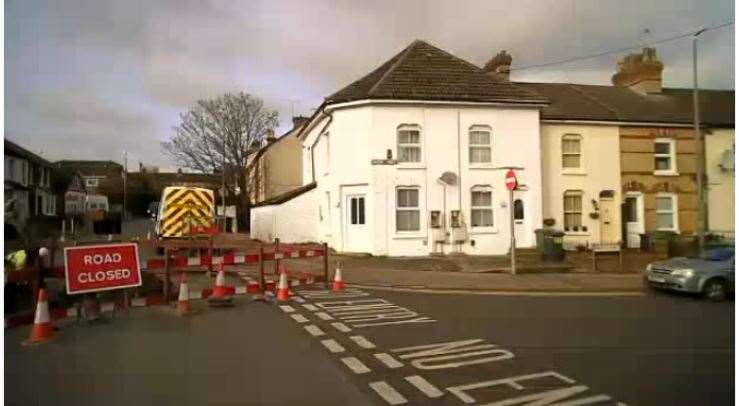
left=438, top=172, right=458, bottom=186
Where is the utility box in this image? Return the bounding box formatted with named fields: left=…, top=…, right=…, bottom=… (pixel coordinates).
left=450, top=210, right=467, bottom=242
left=429, top=211, right=447, bottom=243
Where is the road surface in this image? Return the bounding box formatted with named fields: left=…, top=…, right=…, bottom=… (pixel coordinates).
left=5, top=288, right=733, bottom=405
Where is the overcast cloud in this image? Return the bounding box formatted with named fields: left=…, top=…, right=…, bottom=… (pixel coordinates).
left=5, top=0, right=734, bottom=170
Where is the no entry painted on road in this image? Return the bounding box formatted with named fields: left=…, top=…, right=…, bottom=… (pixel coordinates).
left=64, top=243, right=142, bottom=294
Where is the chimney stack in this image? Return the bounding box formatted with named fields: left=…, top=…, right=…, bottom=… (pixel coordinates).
left=292, top=116, right=310, bottom=129
left=484, top=50, right=512, bottom=83
left=265, top=129, right=277, bottom=144
left=612, top=47, right=664, bottom=94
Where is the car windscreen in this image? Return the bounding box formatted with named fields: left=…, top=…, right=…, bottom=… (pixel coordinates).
left=700, top=248, right=735, bottom=261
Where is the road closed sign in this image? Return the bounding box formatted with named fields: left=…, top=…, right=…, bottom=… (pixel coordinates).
left=64, top=243, right=142, bottom=294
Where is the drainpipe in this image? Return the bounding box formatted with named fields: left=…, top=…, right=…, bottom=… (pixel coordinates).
left=457, top=109, right=463, bottom=253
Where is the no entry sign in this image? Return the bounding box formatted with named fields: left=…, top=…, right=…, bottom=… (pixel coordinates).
left=505, top=169, right=518, bottom=191
left=64, top=243, right=142, bottom=294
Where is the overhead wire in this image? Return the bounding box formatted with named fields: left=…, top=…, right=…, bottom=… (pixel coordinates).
left=510, top=21, right=734, bottom=72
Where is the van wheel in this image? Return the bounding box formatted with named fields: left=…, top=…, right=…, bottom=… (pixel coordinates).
left=703, top=279, right=728, bottom=302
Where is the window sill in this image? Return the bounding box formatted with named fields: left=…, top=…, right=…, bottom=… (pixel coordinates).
left=393, top=233, right=426, bottom=240
left=653, top=171, right=679, bottom=177
left=469, top=164, right=495, bottom=170
left=564, top=232, right=590, bottom=237
left=562, top=169, right=586, bottom=176
left=396, top=164, right=426, bottom=170
left=469, top=228, right=499, bottom=235
left=656, top=228, right=680, bottom=233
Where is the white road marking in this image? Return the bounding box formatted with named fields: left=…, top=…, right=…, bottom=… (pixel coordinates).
left=369, top=381, right=407, bottom=405
left=349, top=335, right=376, bottom=349
left=316, top=312, right=335, bottom=320
left=320, top=339, right=345, bottom=353
left=278, top=305, right=296, bottom=313
left=374, top=353, right=403, bottom=369
left=290, top=314, right=309, bottom=323
left=331, top=322, right=352, bottom=333
left=341, top=357, right=371, bottom=374
left=302, top=304, right=319, bottom=312
left=304, top=325, right=325, bottom=337
left=292, top=296, right=306, bottom=303
left=405, top=375, right=443, bottom=398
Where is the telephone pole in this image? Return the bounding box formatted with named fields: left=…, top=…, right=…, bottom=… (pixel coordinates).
left=693, top=28, right=706, bottom=252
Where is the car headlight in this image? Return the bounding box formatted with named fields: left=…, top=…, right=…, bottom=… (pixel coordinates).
left=646, top=264, right=653, bottom=272
left=672, top=269, right=694, bottom=278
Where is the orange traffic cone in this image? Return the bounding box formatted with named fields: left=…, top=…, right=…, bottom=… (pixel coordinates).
left=208, top=264, right=233, bottom=307
left=177, top=272, right=191, bottom=316
left=212, top=264, right=230, bottom=298
left=332, top=266, right=345, bottom=291
left=276, top=270, right=290, bottom=301
left=25, top=289, right=54, bottom=345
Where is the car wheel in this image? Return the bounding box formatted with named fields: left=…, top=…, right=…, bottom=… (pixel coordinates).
left=703, top=279, right=728, bottom=302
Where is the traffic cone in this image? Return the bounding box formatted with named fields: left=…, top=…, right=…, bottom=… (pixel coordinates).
left=276, top=270, right=290, bottom=301
left=332, top=266, right=345, bottom=291
left=25, top=289, right=54, bottom=345
left=177, top=272, right=191, bottom=316
left=212, top=264, right=230, bottom=298
left=208, top=264, right=233, bottom=306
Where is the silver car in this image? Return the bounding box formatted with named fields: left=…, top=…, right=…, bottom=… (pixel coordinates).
left=645, top=246, right=735, bottom=301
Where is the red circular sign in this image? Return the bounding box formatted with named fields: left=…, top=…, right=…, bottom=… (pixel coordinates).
left=505, top=169, right=517, bottom=191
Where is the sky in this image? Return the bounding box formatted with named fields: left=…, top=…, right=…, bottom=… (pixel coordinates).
left=5, top=0, right=735, bottom=171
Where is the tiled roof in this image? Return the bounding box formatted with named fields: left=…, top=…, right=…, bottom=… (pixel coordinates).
left=326, top=40, right=547, bottom=105
left=515, top=82, right=734, bottom=127
left=4, top=139, right=51, bottom=165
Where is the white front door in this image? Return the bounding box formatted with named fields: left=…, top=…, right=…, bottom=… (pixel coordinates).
left=512, top=195, right=528, bottom=247
left=624, top=193, right=644, bottom=248
left=343, top=193, right=369, bottom=252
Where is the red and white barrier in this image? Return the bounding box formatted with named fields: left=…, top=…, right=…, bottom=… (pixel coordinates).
left=144, top=247, right=324, bottom=270
left=4, top=272, right=319, bottom=329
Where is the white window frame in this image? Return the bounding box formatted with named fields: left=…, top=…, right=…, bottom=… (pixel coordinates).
left=470, top=186, right=495, bottom=231
left=563, top=190, right=584, bottom=232
left=397, top=124, right=423, bottom=164
left=395, top=187, right=421, bottom=233
left=655, top=192, right=679, bottom=232
left=654, top=138, right=678, bottom=175
left=469, top=125, right=492, bottom=165
left=561, top=134, right=583, bottom=172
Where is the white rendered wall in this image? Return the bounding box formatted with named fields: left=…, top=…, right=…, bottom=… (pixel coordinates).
left=250, top=188, right=318, bottom=243
left=284, top=101, right=543, bottom=256
left=705, top=128, right=735, bottom=237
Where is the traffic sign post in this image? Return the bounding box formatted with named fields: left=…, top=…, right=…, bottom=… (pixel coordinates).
left=505, top=170, right=518, bottom=276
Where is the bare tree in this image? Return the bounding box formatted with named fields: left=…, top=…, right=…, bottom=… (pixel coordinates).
left=162, top=92, right=278, bottom=229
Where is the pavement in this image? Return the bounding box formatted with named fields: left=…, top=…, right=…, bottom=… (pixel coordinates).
left=6, top=286, right=733, bottom=405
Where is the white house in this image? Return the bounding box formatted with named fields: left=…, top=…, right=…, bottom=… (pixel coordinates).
left=252, top=40, right=548, bottom=256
